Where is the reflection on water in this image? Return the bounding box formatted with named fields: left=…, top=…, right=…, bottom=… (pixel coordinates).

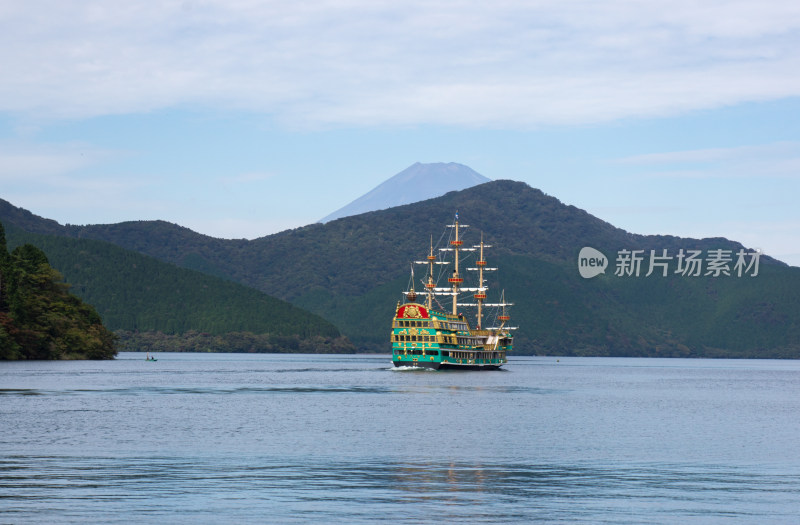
left=2, top=353, right=800, bottom=524
left=2, top=456, right=798, bottom=524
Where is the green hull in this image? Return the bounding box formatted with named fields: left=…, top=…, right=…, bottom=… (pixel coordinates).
left=393, top=355, right=504, bottom=370
left=391, top=303, right=511, bottom=371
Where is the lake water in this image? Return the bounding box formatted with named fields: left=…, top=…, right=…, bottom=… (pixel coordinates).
left=1, top=353, right=799, bottom=524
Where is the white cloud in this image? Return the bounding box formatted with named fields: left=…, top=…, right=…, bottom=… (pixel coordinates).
left=2, top=1, right=800, bottom=127
left=616, top=142, right=800, bottom=165
left=0, top=142, right=112, bottom=178
left=0, top=141, right=160, bottom=224
left=612, top=141, right=800, bottom=178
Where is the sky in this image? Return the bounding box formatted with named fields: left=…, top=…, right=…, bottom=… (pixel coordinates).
left=1, top=1, right=799, bottom=266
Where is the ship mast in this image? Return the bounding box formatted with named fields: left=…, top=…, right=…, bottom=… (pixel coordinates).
left=474, top=233, right=488, bottom=328
left=498, top=289, right=511, bottom=328
left=447, top=213, right=465, bottom=315
left=406, top=264, right=417, bottom=303
left=414, top=235, right=450, bottom=310
left=460, top=233, right=496, bottom=329
left=417, top=212, right=484, bottom=314
left=425, top=236, right=435, bottom=310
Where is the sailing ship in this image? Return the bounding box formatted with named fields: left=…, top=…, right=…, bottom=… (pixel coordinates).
left=391, top=212, right=515, bottom=369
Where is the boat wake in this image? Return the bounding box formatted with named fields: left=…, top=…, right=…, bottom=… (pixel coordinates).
left=389, top=365, right=437, bottom=372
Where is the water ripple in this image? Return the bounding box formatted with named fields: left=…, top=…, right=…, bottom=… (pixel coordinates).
left=1, top=456, right=798, bottom=524
left=0, top=385, right=554, bottom=397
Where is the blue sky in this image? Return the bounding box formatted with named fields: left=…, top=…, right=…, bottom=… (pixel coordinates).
left=1, top=1, right=799, bottom=266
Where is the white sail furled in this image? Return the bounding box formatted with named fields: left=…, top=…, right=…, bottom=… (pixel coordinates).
left=480, top=303, right=514, bottom=307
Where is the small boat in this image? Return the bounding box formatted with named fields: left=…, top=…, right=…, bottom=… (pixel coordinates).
left=145, top=352, right=157, bottom=362
left=391, top=212, right=515, bottom=370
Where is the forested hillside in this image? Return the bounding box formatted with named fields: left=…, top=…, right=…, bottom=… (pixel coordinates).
left=4, top=223, right=353, bottom=353
left=0, top=223, right=117, bottom=360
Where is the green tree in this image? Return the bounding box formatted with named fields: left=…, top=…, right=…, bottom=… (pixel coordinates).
left=0, top=236, right=117, bottom=360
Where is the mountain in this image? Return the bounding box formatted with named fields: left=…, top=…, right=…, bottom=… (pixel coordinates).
left=2, top=182, right=799, bottom=357
left=319, top=162, right=491, bottom=223
left=2, top=221, right=352, bottom=353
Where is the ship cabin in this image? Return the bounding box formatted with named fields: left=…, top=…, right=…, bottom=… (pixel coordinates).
left=391, top=302, right=510, bottom=369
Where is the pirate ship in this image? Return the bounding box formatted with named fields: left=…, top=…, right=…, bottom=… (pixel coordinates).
left=391, top=213, right=515, bottom=369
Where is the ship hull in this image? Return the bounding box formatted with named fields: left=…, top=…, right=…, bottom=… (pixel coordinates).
left=391, top=302, right=511, bottom=371
left=393, top=360, right=502, bottom=370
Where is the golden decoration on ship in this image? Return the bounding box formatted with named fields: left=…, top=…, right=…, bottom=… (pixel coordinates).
left=403, top=306, right=422, bottom=318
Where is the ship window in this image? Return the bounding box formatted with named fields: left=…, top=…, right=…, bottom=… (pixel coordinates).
left=426, top=350, right=439, bottom=356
